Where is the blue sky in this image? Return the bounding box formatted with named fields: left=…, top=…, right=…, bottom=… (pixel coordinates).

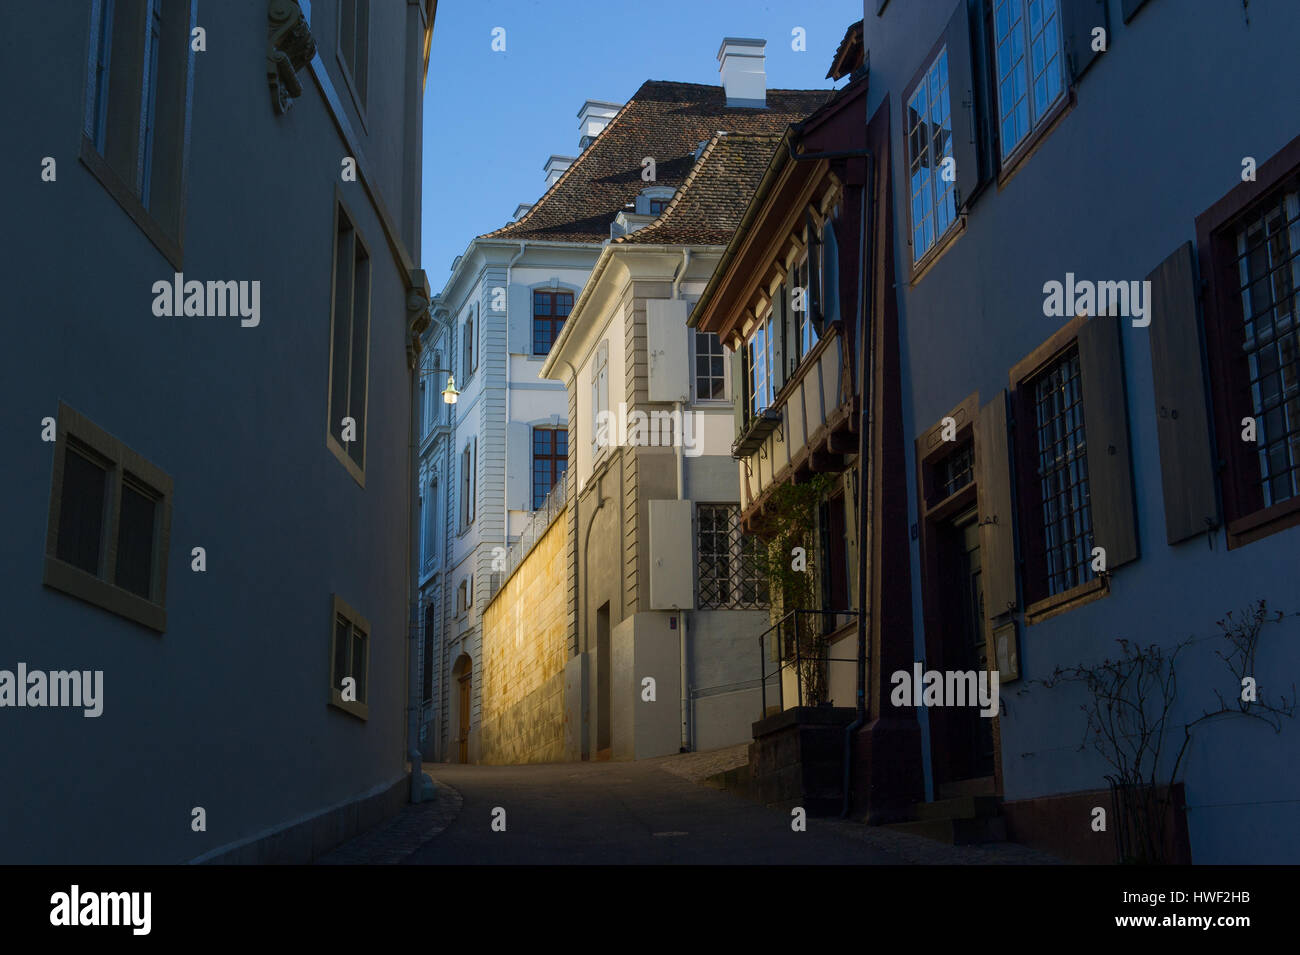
left=420, top=0, right=864, bottom=286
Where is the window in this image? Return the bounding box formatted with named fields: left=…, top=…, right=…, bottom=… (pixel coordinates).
left=592, top=341, right=609, bottom=452
left=461, top=308, right=477, bottom=383
left=533, top=290, right=573, bottom=356
left=532, top=428, right=568, bottom=509
left=422, top=601, right=437, bottom=705
left=906, top=46, right=957, bottom=264
left=329, top=594, right=370, bottom=720
left=938, top=439, right=975, bottom=501
left=337, top=0, right=369, bottom=110
left=460, top=439, right=476, bottom=531
left=327, top=202, right=371, bottom=482
left=746, top=313, right=774, bottom=418
left=794, top=256, right=819, bottom=362
left=1027, top=348, right=1093, bottom=596
left=44, top=404, right=173, bottom=632
left=1201, top=155, right=1300, bottom=546
left=648, top=198, right=670, bottom=215
left=456, top=577, right=473, bottom=615
left=1235, top=188, right=1300, bottom=509
left=422, top=476, right=438, bottom=570
left=693, top=330, right=727, bottom=401
left=82, top=0, right=195, bottom=263
left=993, top=0, right=1064, bottom=161
left=697, top=504, right=768, bottom=609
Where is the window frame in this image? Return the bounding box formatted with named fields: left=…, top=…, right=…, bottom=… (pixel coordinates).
left=325, top=195, right=372, bottom=486
left=329, top=593, right=370, bottom=720
left=336, top=0, right=370, bottom=123
left=531, top=427, right=568, bottom=510
left=532, top=289, right=574, bottom=357
left=459, top=438, right=476, bottom=533
left=1008, top=315, right=1108, bottom=621
left=902, top=39, right=961, bottom=273
left=591, top=340, right=610, bottom=458
left=985, top=0, right=1074, bottom=184
left=691, top=329, right=729, bottom=403
left=79, top=0, right=196, bottom=269
left=43, top=402, right=174, bottom=633
left=1197, top=134, right=1300, bottom=549
left=695, top=503, right=769, bottom=610
left=745, top=309, right=775, bottom=419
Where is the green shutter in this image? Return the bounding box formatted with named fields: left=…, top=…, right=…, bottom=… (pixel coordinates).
left=1062, top=0, right=1109, bottom=83
left=731, top=346, right=748, bottom=443
left=977, top=390, right=1018, bottom=620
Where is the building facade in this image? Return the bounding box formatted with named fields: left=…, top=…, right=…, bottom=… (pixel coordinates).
left=1, top=0, right=437, bottom=863
left=418, top=44, right=830, bottom=763
left=864, top=0, right=1300, bottom=862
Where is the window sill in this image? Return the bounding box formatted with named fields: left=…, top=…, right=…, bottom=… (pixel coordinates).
left=908, top=218, right=966, bottom=287
left=1226, top=496, right=1300, bottom=549
left=1025, top=574, right=1108, bottom=626
left=732, top=409, right=782, bottom=458
left=79, top=136, right=183, bottom=270
left=44, top=556, right=167, bottom=633
left=326, top=432, right=366, bottom=487
left=996, top=88, right=1076, bottom=193
left=329, top=691, right=369, bottom=721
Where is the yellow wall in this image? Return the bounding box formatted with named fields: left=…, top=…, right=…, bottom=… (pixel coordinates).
left=480, top=509, right=568, bottom=764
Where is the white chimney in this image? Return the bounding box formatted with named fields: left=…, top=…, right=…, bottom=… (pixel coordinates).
left=577, top=99, right=621, bottom=150
left=544, top=154, right=576, bottom=188
left=717, top=37, right=767, bottom=108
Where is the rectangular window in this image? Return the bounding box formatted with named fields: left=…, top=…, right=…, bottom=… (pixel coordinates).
left=533, top=289, right=574, bottom=356
left=81, top=0, right=194, bottom=261
left=906, top=46, right=957, bottom=264
left=329, top=594, right=370, bottom=720
left=1028, top=348, right=1093, bottom=596
left=993, top=0, right=1064, bottom=161
left=327, top=203, right=371, bottom=482
left=693, top=330, right=727, bottom=401
left=746, top=315, right=774, bottom=417
left=460, top=308, right=478, bottom=384
left=648, top=198, right=670, bottom=215
left=338, top=0, right=369, bottom=110
left=794, top=256, right=819, bottom=362
left=44, top=403, right=173, bottom=632
left=592, top=341, right=609, bottom=453
left=697, top=504, right=769, bottom=610
left=422, top=601, right=437, bottom=705
left=422, top=477, right=438, bottom=570
left=460, top=439, right=476, bottom=530
left=532, top=428, right=568, bottom=509
left=1236, top=187, right=1300, bottom=508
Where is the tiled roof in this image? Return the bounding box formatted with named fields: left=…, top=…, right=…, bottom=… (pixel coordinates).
left=614, top=132, right=784, bottom=246
left=481, top=80, right=831, bottom=244
left=828, top=20, right=864, bottom=80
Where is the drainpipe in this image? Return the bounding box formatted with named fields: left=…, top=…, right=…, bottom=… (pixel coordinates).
left=504, top=242, right=528, bottom=552
left=407, top=312, right=425, bottom=803
left=672, top=249, right=692, bottom=751
left=783, top=129, right=874, bottom=818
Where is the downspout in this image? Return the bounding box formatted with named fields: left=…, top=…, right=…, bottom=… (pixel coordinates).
left=783, top=128, right=875, bottom=818
left=672, top=249, right=692, bottom=752
left=407, top=318, right=425, bottom=803
left=504, top=242, right=528, bottom=548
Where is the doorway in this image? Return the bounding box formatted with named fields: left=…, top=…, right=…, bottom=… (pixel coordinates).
left=934, top=507, right=994, bottom=794
left=452, top=653, right=472, bottom=763
left=596, top=602, right=611, bottom=760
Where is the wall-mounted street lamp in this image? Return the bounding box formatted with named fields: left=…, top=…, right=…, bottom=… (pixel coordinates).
left=419, top=366, right=460, bottom=404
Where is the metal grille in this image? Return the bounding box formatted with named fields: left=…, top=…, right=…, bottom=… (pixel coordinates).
left=697, top=504, right=769, bottom=610
left=938, top=439, right=974, bottom=499
left=1235, top=187, right=1300, bottom=507
left=1032, top=348, right=1093, bottom=595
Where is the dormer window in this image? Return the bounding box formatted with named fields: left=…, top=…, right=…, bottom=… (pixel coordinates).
left=635, top=186, right=676, bottom=216
left=648, top=198, right=670, bottom=215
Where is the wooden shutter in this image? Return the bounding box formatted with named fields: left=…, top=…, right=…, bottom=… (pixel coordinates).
left=822, top=219, right=841, bottom=326
left=977, top=391, right=1018, bottom=620
left=770, top=298, right=786, bottom=397
left=1062, top=0, right=1108, bottom=83
left=945, top=0, right=984, bottom=212
left=1147, top=241, right=1219, bottom=544
left=1078, top=315, right=1138, bottom=569
left=730, top=347, right=748, bottom=442
left=807, top=210, right=823, bottom=335
left=1121, top=0, right=1151, bottom=23
left=507, top=283, right=530, bottom=354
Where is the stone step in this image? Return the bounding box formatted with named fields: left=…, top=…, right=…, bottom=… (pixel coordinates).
left=910, top=794, right=1002, bottom=822
left=887, top=814, right=1007, bottom=845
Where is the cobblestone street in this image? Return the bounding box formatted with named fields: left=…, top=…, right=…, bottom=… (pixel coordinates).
left=319, top=749, right=1063, bottom=865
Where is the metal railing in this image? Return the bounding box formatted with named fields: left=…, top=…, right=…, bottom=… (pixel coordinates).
left=759, top=608, right=862, bottom=717
left=489, top=478, right=567, bottom=599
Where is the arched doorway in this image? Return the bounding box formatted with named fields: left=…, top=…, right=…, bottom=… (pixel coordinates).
left=451, top=654, right=472, bottom=763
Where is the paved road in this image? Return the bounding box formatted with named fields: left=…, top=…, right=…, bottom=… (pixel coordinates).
left=404, top=759, right=899, bottom=865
